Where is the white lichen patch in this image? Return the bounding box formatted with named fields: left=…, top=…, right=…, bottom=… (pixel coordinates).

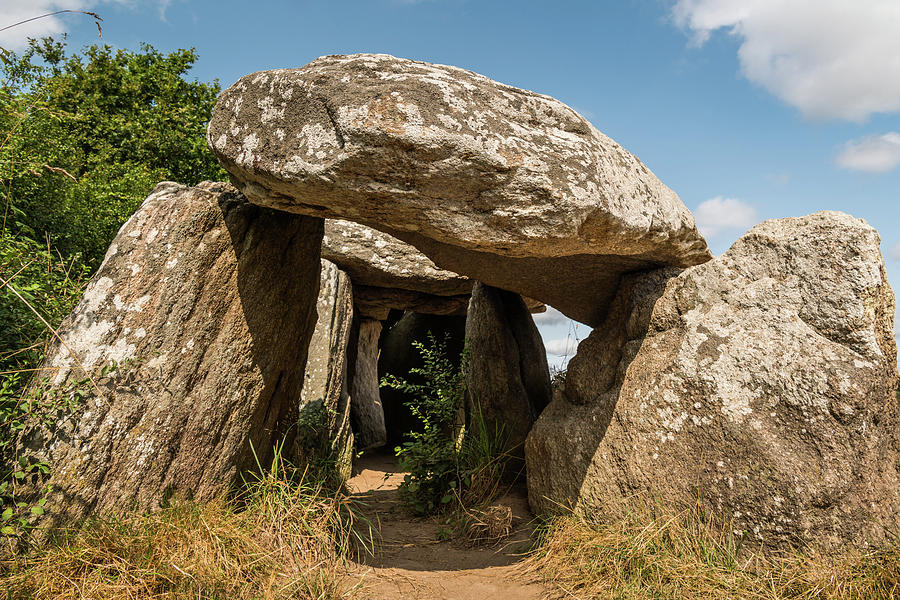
left=112, top=294, right=152, bottom=313
left=237, top=133, right=259, bottom=165
left=299, top=122, right=339, bottom=155
left=257, top=95, right=285, bottom=124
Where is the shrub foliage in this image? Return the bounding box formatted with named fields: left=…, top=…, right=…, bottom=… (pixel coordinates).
left=380, top=334, right=509, bottom=515
left=0, top=35, right=226, bottom=542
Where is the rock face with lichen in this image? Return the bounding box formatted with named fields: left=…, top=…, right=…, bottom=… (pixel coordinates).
left=465, top=283, right=551, bottom=460
left=207, top=53, right=711, bottom=326
left=19, top=182, right=323, bottom=522
left=350, top=319, right=387, bottom=450
left=298, top=259, right=354, bottom=478
left=526, top=212, right=900, bottom=552
left=322, top=219, right=474, bottom=320
left=322, top=219, right=472, bottom=296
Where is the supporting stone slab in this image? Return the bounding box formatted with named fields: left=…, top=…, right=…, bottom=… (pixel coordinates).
left=19, top=181, right=324, bottom=523
left=350, top=319, right=386, bottom=450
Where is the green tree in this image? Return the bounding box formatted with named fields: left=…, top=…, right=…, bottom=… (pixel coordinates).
left=1, top=37, right=226, bottom=268
left=0, top=37, right=225, bottom=395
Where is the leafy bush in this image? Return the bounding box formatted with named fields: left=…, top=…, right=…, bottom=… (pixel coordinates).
left=1, top=37, right=226, bottom=268
left=0, top=229, right=89, bottom=382
left=380, top=334, right=509, bottom=515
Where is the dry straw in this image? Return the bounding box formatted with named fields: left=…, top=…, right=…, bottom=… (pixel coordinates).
left=521, top=497, right=900, bottom=600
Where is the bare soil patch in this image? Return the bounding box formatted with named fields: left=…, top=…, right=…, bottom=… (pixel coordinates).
left=346, top=452, right=548, bottom=600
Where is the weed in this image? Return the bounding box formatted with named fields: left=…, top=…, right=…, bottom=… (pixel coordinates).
left=523, top=496, right=900, bottom=599
left=0, top=370, right=111, bottom=546
left=380, top=333, right=511, bottom=516
left=0, top=444, right=365, bottom=599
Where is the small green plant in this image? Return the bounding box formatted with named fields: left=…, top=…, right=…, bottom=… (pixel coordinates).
left=0, top=370, right=106, bottom=543
left=380, top=333, right=510, bottom=516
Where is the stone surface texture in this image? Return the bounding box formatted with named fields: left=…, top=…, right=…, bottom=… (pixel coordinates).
left=207, top=53, right=711, bottom=325
left=526, top=212, right=900, bottom=552
left=353, top=285, right=546, bottom=320
left=20, top=182, right=323, bottom=521
left=298, top=259, right=354, bottom=478
left=465, top=283, right=551, bottom=458
left=353, top=286, right=473, bottom=320
left=323, top=219, right=472, bottom=296
left=350, top=319, right=387, bottom=450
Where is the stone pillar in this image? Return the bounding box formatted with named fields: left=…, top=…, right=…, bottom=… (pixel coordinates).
left=350, top=319, right=386, bottom=450
left=465, top=282, right=551, bottom=460
left=298, top=259, right=354, bottom=478
left=19, top=182, right=324, bottom=523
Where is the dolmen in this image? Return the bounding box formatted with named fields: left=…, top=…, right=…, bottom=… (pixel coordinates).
left=17, top=55, right=897, bottom=553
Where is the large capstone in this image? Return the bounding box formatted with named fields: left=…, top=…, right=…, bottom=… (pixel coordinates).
left=19, top=182, right=324, bottom=522
left=298, top=259, right=355, bottom=478
left=526, top=212, right=900, bottom=552
left=207, top=54, right=711, bottom=325
left=465, top=283, right=551, bottom=459
left=323, top=219, right=472, bottom=296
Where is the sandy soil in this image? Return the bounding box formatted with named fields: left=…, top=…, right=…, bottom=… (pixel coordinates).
left=344, top=452, right=549, bottom=600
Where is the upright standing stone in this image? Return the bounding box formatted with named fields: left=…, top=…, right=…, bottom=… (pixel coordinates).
left=298, top=259, right=354, bottom=478
left=527, top=212, right=900, bottom=552
left=465, top=283, right=551, bottom=459
left=19, top=182, right=323, bottom=522
left=350, top=319, right=386, bottom=450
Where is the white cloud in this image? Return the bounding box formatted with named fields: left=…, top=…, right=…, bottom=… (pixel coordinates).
left=0, top=1, right=131, bottom=49
left=673, top=0, right=900, bottom=121
left=836, top=133, right=900, bottom=173
left=544, top=337, right=579, bottom=357
left=532, top=306, right=570, bottom=327
left=693, top=196, right=757, bottom=238
left=158, top=0, right=172, bottom=21
left=891, top=242, right=900, bottom=261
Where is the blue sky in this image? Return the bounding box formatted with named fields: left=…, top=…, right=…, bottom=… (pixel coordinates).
left=3, top=0, right=899, bottom=367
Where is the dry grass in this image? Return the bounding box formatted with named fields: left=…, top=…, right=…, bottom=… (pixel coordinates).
left=0, top=459, right=371, bottom=600
left=522, top=501, right=900, bottom=600
left=462, top=504, right=514, bottom=547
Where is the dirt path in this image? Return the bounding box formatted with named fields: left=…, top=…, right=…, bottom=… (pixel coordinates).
left=345, top=453, right=549, bottom=600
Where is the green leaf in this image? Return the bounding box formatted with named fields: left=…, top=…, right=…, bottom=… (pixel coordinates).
left=1, top=508, right=13, bottom=521
left=30, top=506, right=44, bottom=516
left=1, top=526, right=15, bottom=536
